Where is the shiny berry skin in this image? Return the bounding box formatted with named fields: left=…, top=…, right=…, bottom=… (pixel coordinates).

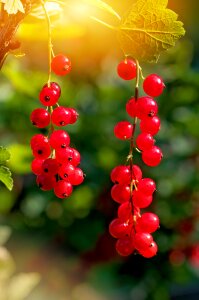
left=56, top=147, right=80, bottom=166
left=143, top=74, right=165, bottom=97
left=39, top=85, right=60, bottom=106
left=54, top=180, right=73, bottom=199
left=42, top=158, right=59, bottom=175
left=117, top=59, right=137, bottom=80
left=136, top=133, right=155, bottom=151
left=49, top=130, right=70, bottom=149
left=36, top=174, right=56, bottom=191
left=43, top=82, right=61, bottom=97
left=58, top=163, right=75, bottom=180
left=30, top=134, right=48, bottom=149
left=126, top=97, right=137, bottom=118
left=51, top=54, right=71, bottom=76
left=138, top=178, right=156, bottom=195
left=136, top=97, right=158, bottom=119
left=68, top=108, right=79, bottom=124
left=139, top=241, right=158, bottom=258
left=114, top=121, right=133, bottom=140
left=142, top=146, right=163, bottom=167
left=68, top=168, right=84, bottom=185
left=51, top=107, right=72, bottom=126
left=136, top=213, right=159, bottom=233
left=118, top=202, right=133, bottom=221
left=140, top=116, right=161, bottom=136
left=116, top=237, right=135, bottom=256
left=109, top=219, right=132, bottom=239
left=32, top=142, right=51, bottom=160
left=134, top=232, right=153, bottom=251
left=30, top=108, right=50, bottom=128
left=133, top=190, right=153, bottom=208
left=111, top=184, right=130, bottom=204
left=31, top=158, right=44, bottom=175
left=111, top=165, right=130, bottom=184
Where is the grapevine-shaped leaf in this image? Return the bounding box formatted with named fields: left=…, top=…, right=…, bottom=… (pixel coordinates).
left=117, top=0, right=185, bottom=62
left=1, top=0, right=25, bottom=14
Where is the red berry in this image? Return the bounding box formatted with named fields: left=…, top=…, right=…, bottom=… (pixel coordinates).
left=36, top=174, right=56, bottom=191
left=136, top=213, right=159, bottom=233
left=56, top=147, right=80, bottom=166
left=43, top=82, right=61, bottom=97
left=114, top=121, right=133, bottom=140
left=109, top=219, right=132, bottom=239
left=117, top=59, right=137, bottom=80
left=30, top=108, right=50, bottom=128
left=142, top=146, right=163, bottom=167
left=58, top=163, right=75, bottom=180
left=116, top=237, right=135, bottom=256
left=138, top=178, right=156, bottom=195
left=136, top=97, right=158, bottom=119
left=111, top=184, right=130, bottom=204
left=42, top=158, right=59, bottom=175
left=140, top=116, right=161, bottom=136
left=131, top=165, right=143, bottom=181
left=136, top=133, right=155, bottom=151
left=51, top=107, right=72, bottom=127
left=68, top=168, right=84, bottom=185
left=49, top=130, right=70, bottom=149
left=133, top=190, right=153, bottom=208
left=54, top=180, right=73, bottom=199
left=134, top=232, right=153, bottom=251
left=118, top=202, right=133, bottom=221
left=39, top=85, right=60, bottom=106
left=143, top=74, right=165, bottom=97
left=32, top=141, right=51, bottom=160
left=30, top=134, right=48, bottom=149
left=139, top=241, right=158, bottom=258
left=68, top=108, right=79, bottom=124
left=111, top=165, right=130, bottom=184
left=31, top=158, right=44, bottom=175
left=51, top=54, right=71, bottom=76
left=126, top=97, right=137, bottom=118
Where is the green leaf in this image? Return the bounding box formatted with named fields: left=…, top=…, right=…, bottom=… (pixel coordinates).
left=1, top=0, right=25, bottom=14
left=117, top=0, right=185, bottom=62
left=82, top=0, right=121, bottom=20
left=0, top=166, right=13, bottom=191
left=0, top=147, right=11, bottom=165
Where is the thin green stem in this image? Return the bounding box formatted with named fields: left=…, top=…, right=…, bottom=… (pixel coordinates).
left=90, top=16, right=116, bottom=30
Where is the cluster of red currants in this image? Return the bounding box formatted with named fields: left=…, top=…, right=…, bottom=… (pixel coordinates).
left=109, top=59, right=165, bottom=258
left=30, top=54, right=84, bottom=199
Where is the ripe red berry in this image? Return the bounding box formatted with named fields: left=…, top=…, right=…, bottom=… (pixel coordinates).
left=43, top=82, right=61, bottom=97
left=39, top=85, right=60, bottom=106
left=134, top=232, right=153, bottom=251
left=138, top=178, right=156, bottom=195
left=109, top=219, right=132, bottom=239
left=136, top=133, right=155, bottom=151
left=118, top=202, right=133, bottom=221
left=58, top=163, right=75, bottom=180
left=136, top=213, right=159, bottom=233
left=51, top=107, right=72, bottom=126
left=139, top=241, right=158, bottom=258
left=126, top=97, right=137, bottom=118
left=142, top=146, right=163, bottom=167
left=136, top=97, right=158, bottom=119
left=68, top=108, right=79, bottom=124
left=30, top=108, right=50, bottom=128
left=42, top=158, right=59, bottom=175
left=133, top=190, right=153, bottom=208
left=49, top=130, right=70, bottom=149
left=68, top=168, right=84, bottom=185
left=56, top=147, right=80, bottom=166
left=36, top=174, right=56, bottom=191
left=51, top=54, right=72, bottom=76
left=30, top=134, right=48, bottom=149
left=111, top=165, right=131, bottom=184
left=54, top=180, right=73, bottom=199
left=111, top=184, right=130, bottom=204
left=32, top=141, right=51, bottom=160
left=143, top=74, right=165, bottom=97
left=140, top=116, right=161, bottom=136
left=114, top=121, right=133, bottom=140
left=116, top=237, right=135, bottom=256
left=31, top=158, right=44, bottom=175
left=117, top=59, right=137, bottom=80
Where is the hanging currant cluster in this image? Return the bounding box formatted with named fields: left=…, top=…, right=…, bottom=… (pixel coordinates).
left=109, top=59, right=164, bottom=258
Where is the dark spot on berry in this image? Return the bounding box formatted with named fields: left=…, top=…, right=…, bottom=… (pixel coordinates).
left=60, top=121, right=65, bottom=126
left=64, top=174, right=68, bottom=178
left=38, top=150, right=43, bottom=154
left=45, top=96, right=50, bottom=102
left=44, top=168, right=48, bottom=173
left=61, top=144, right=66, bottom=148
left=38, top=183, right=43, bottom=188
left=63, top=193, right=68, bottom=198
left=148, top=111, right=155, bottom=117
left=68, top=157, right=72, bottom=161
left=32, top=121, right=36, bottom=126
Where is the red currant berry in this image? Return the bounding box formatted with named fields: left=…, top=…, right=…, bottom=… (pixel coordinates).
left=39, top=85, right=60, bottom=106
left=43, top=82, right=61, bottom=97
left=133, top=190, right=153, bottom=208
left=42, top=158, right=59, bottom=175
left=30, top=134, right=48, bottom=149
left=68, top=168, right=84, bottom=185
left=137, top=213, right=159, bottom=233
left=140, top=116, right=161, bottom=136
left=136, top=97, right=158, bottom=119
left=136, top=133, right=155, bottom=151
left=51, top=54, right=71, bottom=76
left=111, top=184, right=130, bottom=204
left=49, top=130, right=70, bottom=149
left=117, top=59, right=137, bottom=80
left=143, top=74, right=165, bottom=97
left=31, top=158, right=44, bottom=175
left=36, top=174, right=56, bottom=191
left=32, top=142, right=51, bottom=160
left=116, top=237, right=135, bottom=256
left=54, top=180, right=73, bottom=199
left=56, top=147, right=80, bottom=166
left=142, top=146, right=163, bottom=167
left=138, top=178, right=156, bottom=195
left=139, top=241, right=158, bottom=258
left=114, top=121, right=133, bottom=140
left=126, top=97, right=137, bottom=118
left=131, top=165, right=142, bottom=181
left=58, top=163, right=75, bottom=180
left=118, top=202, right=133, bottom=221
left=134, top=232, right=153, bottom=251
left=51, top=107, right=72, bottom=126
left=68, top=108, right=79, bottom=124
left=30, top=108, right=50, bottom=128
left=109, top=219, right=132, bottom=239
left=111, top=165, right=131, bottom=184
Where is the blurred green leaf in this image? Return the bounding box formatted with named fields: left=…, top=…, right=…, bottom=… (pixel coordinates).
left=0, top=147, right=10, bottom=165
left=0, top=226, right=11, bottom=246
left=8, top=144, right=32, bottom=174
left=0, top=166, right=13, bottom=191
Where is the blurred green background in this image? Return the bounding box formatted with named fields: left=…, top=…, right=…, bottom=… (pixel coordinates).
left=0, top=0, right=199, bottom=299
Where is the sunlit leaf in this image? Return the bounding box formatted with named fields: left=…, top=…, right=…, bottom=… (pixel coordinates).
left=82, top=0, right=121, bottom=20
left=1, top=0, right=25, bottom=14
left=0, top=147, right=10, bottom=165
left=0, top=166, right=13, bottom=191
left=117, top=0, right=185, bottom=62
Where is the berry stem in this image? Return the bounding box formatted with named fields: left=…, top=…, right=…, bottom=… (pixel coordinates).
left=41, top=0, right=53, bottom=87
